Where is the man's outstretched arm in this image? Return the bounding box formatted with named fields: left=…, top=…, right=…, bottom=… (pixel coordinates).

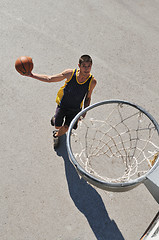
left=26, top=69, right=73, bottom=83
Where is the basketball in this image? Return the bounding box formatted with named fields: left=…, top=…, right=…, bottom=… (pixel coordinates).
left=15, top=56, right=33, bottom=75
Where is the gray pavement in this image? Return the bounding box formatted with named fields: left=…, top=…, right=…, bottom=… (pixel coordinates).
left=1, top=0, right=159, bottom=239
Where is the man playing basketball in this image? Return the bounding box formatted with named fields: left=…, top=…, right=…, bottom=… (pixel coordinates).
left=27, top=55, right=97, bottom=149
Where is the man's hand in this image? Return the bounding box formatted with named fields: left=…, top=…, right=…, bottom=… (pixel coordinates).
left=81, top=112, right=86, bottom=119
left=25, top=72, right=33, bottom=77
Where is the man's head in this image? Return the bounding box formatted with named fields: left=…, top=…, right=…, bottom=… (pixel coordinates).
left=79, top=55, right=93, bottom=66
left=78, top=55, right=92, bottom=76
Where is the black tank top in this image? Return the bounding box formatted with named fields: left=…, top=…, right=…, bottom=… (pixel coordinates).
left=56, top=69, right=93, bottom=110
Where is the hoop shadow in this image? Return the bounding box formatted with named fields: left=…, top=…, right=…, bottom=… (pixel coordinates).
left=55, top=134, right=124, bottom=240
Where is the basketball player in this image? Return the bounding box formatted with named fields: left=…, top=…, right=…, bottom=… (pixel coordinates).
left=27, top=55, right=97, bottom=149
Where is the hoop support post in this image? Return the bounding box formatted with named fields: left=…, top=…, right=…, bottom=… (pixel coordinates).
left=144, top=163, right=159, bottom=204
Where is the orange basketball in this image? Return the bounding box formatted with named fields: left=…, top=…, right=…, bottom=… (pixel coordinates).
left=15, top=56, right=33, bottom=75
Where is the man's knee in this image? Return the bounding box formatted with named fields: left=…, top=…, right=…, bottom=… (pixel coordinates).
left=64, top=125, right=69, bottom=131
left=55, top=125, right=61, bottom=129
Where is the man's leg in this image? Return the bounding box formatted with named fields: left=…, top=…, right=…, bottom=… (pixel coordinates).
left=65, top=109, right=81, bottom=130
left=52, top=106, right=65, bottom=149
left=54, top=125, right=68, bottom=137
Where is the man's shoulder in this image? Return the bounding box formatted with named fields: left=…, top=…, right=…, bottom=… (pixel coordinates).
left=62, top=69, right=74, bottom=74
left=91, top=76, right=97, bottom=86
left=62, top=69, right=74, bottom=79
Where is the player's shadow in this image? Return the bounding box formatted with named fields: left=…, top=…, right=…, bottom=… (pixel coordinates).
left=55, top=134, right=124, bottom=240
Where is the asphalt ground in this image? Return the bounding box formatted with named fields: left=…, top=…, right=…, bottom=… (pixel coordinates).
left=1, top=0, right=159, bottom=239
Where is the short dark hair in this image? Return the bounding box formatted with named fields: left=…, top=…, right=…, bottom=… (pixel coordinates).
left=79, top=55, right=93, bottom=65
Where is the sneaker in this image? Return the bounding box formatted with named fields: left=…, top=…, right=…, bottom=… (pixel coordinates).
left=51, top=116, right=55, bottom=126
left=53, top=130, right=59, bottom=149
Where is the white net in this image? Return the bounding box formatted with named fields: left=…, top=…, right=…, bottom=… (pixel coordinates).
left=70, top=102, right=159, bottom=183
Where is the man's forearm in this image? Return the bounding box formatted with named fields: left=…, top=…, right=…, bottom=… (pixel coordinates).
left=30, top=73, right=51, bottom=82
left=84, top=97, right=91, bottom=108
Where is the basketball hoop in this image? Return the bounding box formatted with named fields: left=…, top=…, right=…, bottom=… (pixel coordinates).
left=66, top=100, right=159, bottom=192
